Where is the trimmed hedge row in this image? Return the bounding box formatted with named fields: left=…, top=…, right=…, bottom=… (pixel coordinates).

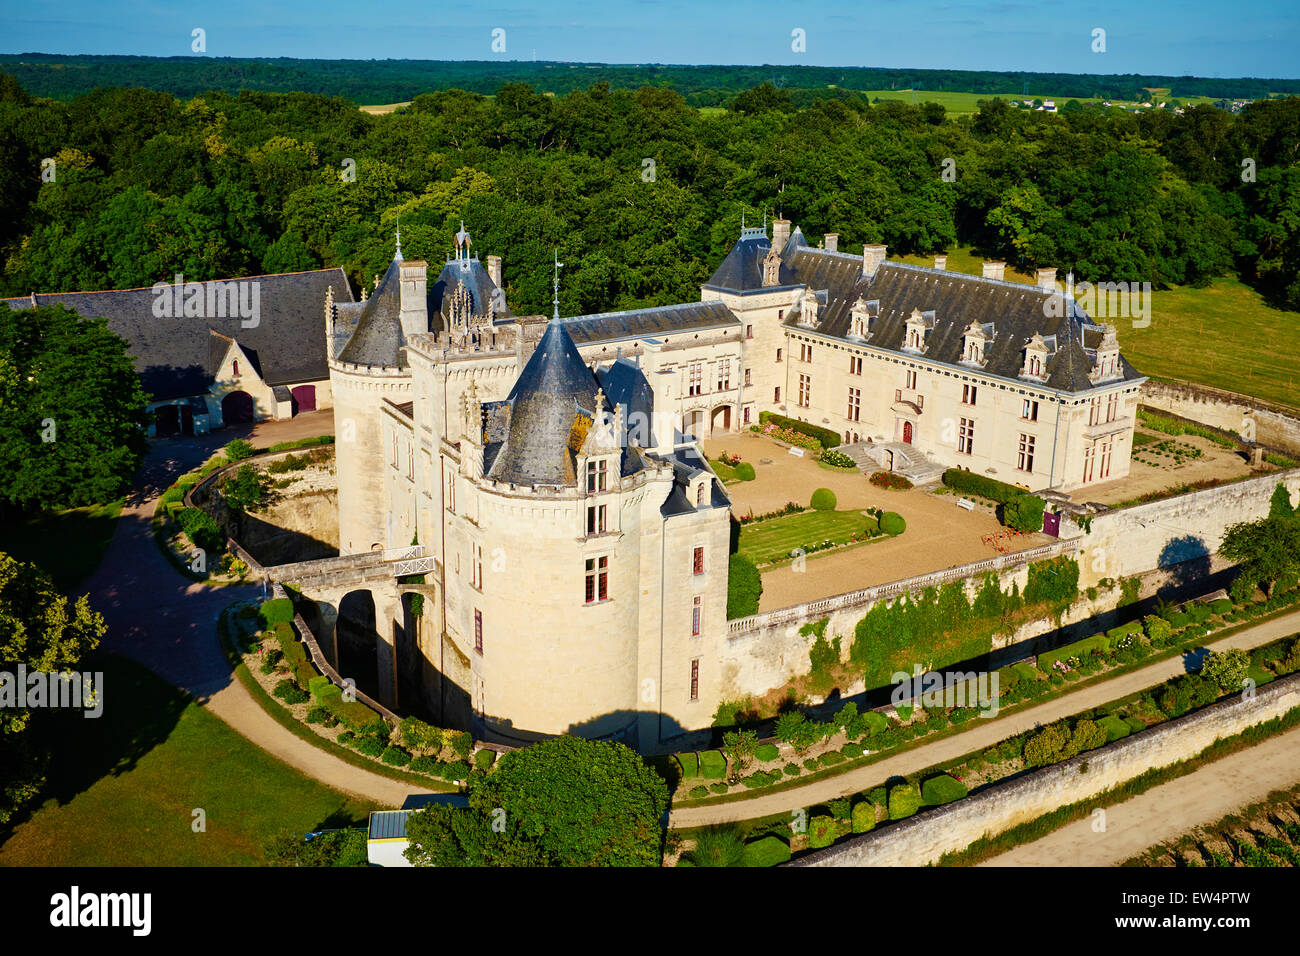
left=759, top=411, right=841, bottom=449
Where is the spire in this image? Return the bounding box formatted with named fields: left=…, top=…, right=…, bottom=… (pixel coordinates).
left=552, top=249, right=564, bottom=322
left=395, top=214, right=403, bottom=261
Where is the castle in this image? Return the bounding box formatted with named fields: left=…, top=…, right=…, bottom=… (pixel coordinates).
left=328, top=220, right=1144, bottom=751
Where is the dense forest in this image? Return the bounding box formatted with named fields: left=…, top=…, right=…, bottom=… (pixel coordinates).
left=5, top=54, right=1300, bottom=105
left=1, top=72, right=1298, bottom=314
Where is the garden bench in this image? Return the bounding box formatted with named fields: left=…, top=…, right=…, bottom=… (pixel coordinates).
left=788, top=446, right=805, bottom=457
left=956, top=497, right=975, bottom=511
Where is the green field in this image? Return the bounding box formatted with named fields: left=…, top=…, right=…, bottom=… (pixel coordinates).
left=738, top=509, right=879, bottom=566
left=897, top=245, right=1300, bottom=411
left=0, top=498, right=124, bottom=591
left=0, top=653, right=373, bottom=866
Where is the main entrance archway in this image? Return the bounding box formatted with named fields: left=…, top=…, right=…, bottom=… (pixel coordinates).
left=222, top=390, right=254, bottom=424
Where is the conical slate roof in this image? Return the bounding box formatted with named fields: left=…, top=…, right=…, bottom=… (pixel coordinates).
left=486, top=317, right=600, bottom=486
left=338, top=256, right=409, bottom=368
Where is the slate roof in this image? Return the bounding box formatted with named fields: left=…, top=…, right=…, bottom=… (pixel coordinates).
left=702, top=229, right=801, bottom=293
left=565, top=300, right=739, bottom=344
left=778, top=246, right=1142, bottom=394
left=430, top=256, right=512, bottom=324
left=485, top=317, right=602, bottom=486
left=1, top=268, right=353, bottom=402
left=338, top=257, right=407, bottom=368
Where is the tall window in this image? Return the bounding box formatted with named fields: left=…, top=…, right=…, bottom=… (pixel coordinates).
left=688, top=363, right=703, bottom=396
left=407, top=441, right=414, bottom=479
left=717, top=359, right=731, bottom=391
left=1022, top=398, right=1040, bottom=421
left=847, top=387, right=861, bottom=422
left=445, top=472, right=455, bottom=512
left=774, top=386, right=781, bottom=403
left=776, top=348, right=783, bottom=363
left=689, top=659, right=699, bottom=701
left=471, top=543, right=483, bottom=589
left=962, top=383, right=978, bottom=405
left=1100, top=437, right=1113, bottom=479
left=392, top=433, right=399, bottom=467
left=232, top=360, right=239, bottom=377
left=587, top=503, right=607, bottom=535
left=743, top=406, right=751, bottom=424
left=1106, top=392, right=1120, bottom=422
left=744, top=367, right=752, bottom=386
left=584, top=556, right=609, bottom=604
left=798, top=375, right=811, bottom=408
left=958, top=418, right=975, bottom=455
left=849, top=356, right=863, bottom=376
left=586, top=458, right=607, bottom=493
left=691, top=596, right=702, bottom=637
left=693, top=546, right=705, bottom=575
left=1017, top=434, right=1036, bottom=473
left=905, top=369, right=917, bottom=390
left=800, top=343, right=813, bottom=362
left=1088, top=396, right=1102, bottom=426
left=1082, top=442, right=1096, bottom=483
left=745, top=324, right=753, bottom=339
left=696, top=481, right=708, bottom=506
left=474, top=610, right=483, bottom=654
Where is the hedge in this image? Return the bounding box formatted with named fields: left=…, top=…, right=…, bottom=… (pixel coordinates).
left=1011, top=661, right=1040, bottom=683
left=1003, top=493, right=1045, bottom=533
left=941, top=468, right=1027, bottom=505
left=810, top=488, right=837, bottom=511
left=689, top=785, right=709, bottom=799
left=1106, top=621, right=1145, bottom=644
left=1099, top=715, right=1132, bottom=742
left=754, top=743, right=779, bottom=762
left=473, top=748, right=495, bottom=769
left=921, top=774, right=968, bottom=806
left=851, top=800, right=876, bottom=833
left=176, top=507, right=224, bottom=553
left=759, top=411, right=841, bottom=448
left=742, top=836, right=791, bottom=867
left=260, top=598, right=295, bottom=627
left=381, top=745, right=412, bottom=767
left=727, top=553, right=762, bottom=620
left=888, top=783, right=921, bottom=820
left=273, top=679, right=309, bottom=704
left=1036, top=633, right=1109, bottom=670
left=880, top=511, right=906, bottom=535
left=699, top=750, right=727, bottom=778
left=677, top=752, right=699, bottom=779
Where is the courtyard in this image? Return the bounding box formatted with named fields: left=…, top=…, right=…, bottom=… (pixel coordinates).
left=699, top=433, right=1047, bottom=613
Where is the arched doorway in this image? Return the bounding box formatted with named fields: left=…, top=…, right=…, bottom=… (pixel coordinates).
left=710, top=404, right=732, bottom=435
left=683, top=409, right=705, bottom=440
left=222, top=390, right=254, bottom=424
left=337, top=590, right=379, bottom=703
left=902, top=421, right=913, bottom=444
left=291, top=384, right=316, bottom=414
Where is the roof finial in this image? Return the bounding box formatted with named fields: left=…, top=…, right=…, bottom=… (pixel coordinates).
left=552, top=249, right=564, bottom=322
left=395, top=214, right=403, bottom=261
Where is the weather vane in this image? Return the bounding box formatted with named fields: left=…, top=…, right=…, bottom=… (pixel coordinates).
left=552, top=249, right=563, bottom=322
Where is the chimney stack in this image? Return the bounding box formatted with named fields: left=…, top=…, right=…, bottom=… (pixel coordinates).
left=398, top=260, right=429, bottom=338
left=982, top=261, right=1006, bottom=281
left=772, top=218, right=791, bottom=250
left=824, top=233, right=839, bottom=253
left=1036, top=267, right=1058, bottom=291
left=933, top=255, right=947, bottom=271
left=487, top=255, right=503, bottom=289
left=862, top=244, right=888, bottom=279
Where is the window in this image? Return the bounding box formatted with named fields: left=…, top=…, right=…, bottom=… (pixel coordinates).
left=907, top=328, right=922, bottom=350
left=445, top=472, right=455, bottom=512
left=1017, top=434, right=1035, bottom=473
left=392, top=433, right=399, bottom=467
left=471, top=543, right=483, bottom=589
left=689, top=659, right=699, bottom=701
left=847, top=387, right=861, bottom=422
left=696, top=480, right=709, bottom=506
left=688, top=363, right=703, bottom=397
left=232, top=360, right=239, bottom=377
left=958, top=418, right=975, bottom=455
left=745, top=324, right=753, bottom=339
left=962, top=383, right=978, bottom=406
left=744, top=367, right=752, bottom=386
left=777, top=310, right=784, bottom=321
left=717, top=359, right=731, bottom=391
left=1082, top=442, right=1096, bottom=483
left=797, top=375, right=811, bottom=408
left=1106, top=392, right=1120, bottom=423
left=407, top=441, right=414, bottom=479
left=905, top=369, right=917, bottom=390
left=584, top=556, right=609, bottom=604
left=743, top=406, right=751, bottom=424
left=1100, top=437, right=1113, bottom=479
left=1022, top=398, right=1040, bottom=422
left=800, top=343, right=813, bottom=362
left=774, top=386, right=781, bottom=403
left=474, top=610, right=482, bottom=654
left=849, top=355, right=863, bottom=376
left=691, top=596, right=702, bottom=637
left=586, top=458, right=607, bottom=493
left=1028, top=354, right=1043, bottom=377
left=1088, top=396, right=1102, bottom=426
left=587, top=503, right=607, bottom=535
left=693, top=546, right=705, bottom=575
left=776, top=348, right=783, bottom=363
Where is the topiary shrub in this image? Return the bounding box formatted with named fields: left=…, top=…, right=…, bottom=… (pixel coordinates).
left=754, top=743, right=780, bottom=762
left=920, top=774, right=968, bottom=806
left=699, top=750, right=727, bottom=778
left=742, top=836, right=791, bottom=867
left=273, top=679, right=309, bottom=705
left=879, top=511, right=906, bottom=534
left=1003, top=494, right=1046, bottom=533
left=689, top=785, right=710, bottom=799
left=819, top=751, right=846, bottom=766
left=473, top=748, right=496, bottom=770
left=888, top=783, right=921, bottom=820
left=810, top=488, right=837, bottom=511
left=709, top=782, right=729, bottom=795
left=1099, top=715, right=1132, bottom=742
left=806, top=815, right=836, bottom=849
left=259, top=598, right=295, bottom=628
left=784, top=763, right=801, bottom=777
left=676, top=752, right=699, bottom=779
left=440, top=760, right=471, bottom=781
left=735, top=463, right=756, bottom=481
left=851, top=800, right=876, bottom=833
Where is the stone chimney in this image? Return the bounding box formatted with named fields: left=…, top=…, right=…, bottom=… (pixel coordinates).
left=933, top=255, right=947, bottom=271
left=772, top=218, right=791, bottom=250
left=1036, top=267, right=1058, bottom=291
left=862, top=244, right=888, bottom=279
left=399, top=260, right=429, bottom=339
left=487, top=255, right=503, bottom=289
left=824, top=233, right=839, bottom=253
left=982, top=261, right=1006, bottom=281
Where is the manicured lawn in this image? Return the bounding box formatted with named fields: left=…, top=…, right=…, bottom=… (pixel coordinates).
left=0, top=498, right=124, bottom=591
left=708, top=458, right=741, bottom=481
left=897, top=246, right=1300, bottom=411
left=738, top=509, right=880, bottom=566
left=0, top=653, right=373, bottom=866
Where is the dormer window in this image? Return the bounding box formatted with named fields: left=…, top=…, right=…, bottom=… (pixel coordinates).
left=586, top=458, right=608, bottom=493
left=798, top=289, right=820, bottom=329
left=762, top=247, right=781, bottom=287
left=904, top=308, right=930, bottom=354
left=1089, top=324, right=1122, bottom=384
left=849, top=296, right=871, bottom=339
left=961, top=320, right=991, bottom=367
left=696, top=480, right=709, bottom=506
left=1021, top=334, right=1051, bottom=381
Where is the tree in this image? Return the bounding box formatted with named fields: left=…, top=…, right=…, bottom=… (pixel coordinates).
left=1269, top=482, right=1295, bottom=519
left=1221, top=515, right=1300, bottom=595
left=686, top=826, right=745, bottom=866
left=1200, top=648, right=1250, bottom=692
left=722, top=728, right=758, bottom=774
left=0, top=304, right=150, bottom=512
left=404, top=736, right=667, bottom=867
left=0, top=553, right=107, bottom=824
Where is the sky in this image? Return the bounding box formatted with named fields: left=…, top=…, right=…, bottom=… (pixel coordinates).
left=2, top=0, right=1298, bottom=79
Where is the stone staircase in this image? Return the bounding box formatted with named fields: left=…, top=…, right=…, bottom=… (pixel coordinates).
left=840, top=441, right=945, bottom=486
